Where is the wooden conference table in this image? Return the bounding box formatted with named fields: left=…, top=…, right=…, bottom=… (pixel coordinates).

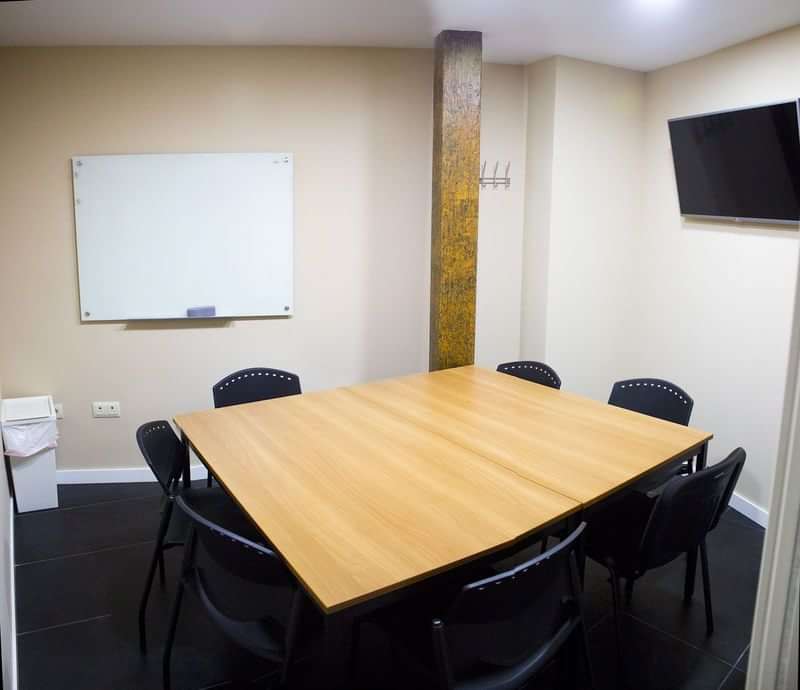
left=174, top=365, right=711, bottom=686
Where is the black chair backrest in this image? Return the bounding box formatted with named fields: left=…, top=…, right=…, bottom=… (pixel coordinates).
left=136, top=421, right=184, bottom=495
left=608, top=378, right=693, bottom=426
left=212, top=367, right=302, bottom=408
left=433, top=523, right=586, bottom=690
left=176, top=492, right=293, bottom=590
left=640, top=447, right=746, bottom=572
left=496, top=361, right=562, bottom=390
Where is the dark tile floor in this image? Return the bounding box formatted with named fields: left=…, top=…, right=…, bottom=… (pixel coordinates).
left=14, top=483, right=763, bottom=689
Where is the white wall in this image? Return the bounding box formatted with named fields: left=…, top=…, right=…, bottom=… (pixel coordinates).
left=520, top=58, right=557, bottom=361
left=475, top=63, right=527, bottom=368
left=546, top=57, right=645, bottom=401
left=640, top=26, right=800, bottom=513
left=519, top=28, right=799, bottom=516
left=520, top=57, right=645, bottom=402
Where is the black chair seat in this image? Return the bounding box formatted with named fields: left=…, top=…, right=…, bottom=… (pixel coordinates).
left=585, top=491, right=655, bottom=578
left=180, top=486, right=264, bottom=544
left=136, top=421, right=255, bottom=656
left=163, top=491, right=307, bottom=690
left=193, top=569, right=286, bottom=661
left=586, top=447, right=746, bottom=677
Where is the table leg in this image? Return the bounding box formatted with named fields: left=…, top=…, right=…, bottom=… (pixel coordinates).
left=684, top=441, right=708, bottom=603
left=695, top=440, right=708, bottom=472
left=179, top=430, right=191, bottom=490
left=321, top=609, right=356, bottom=689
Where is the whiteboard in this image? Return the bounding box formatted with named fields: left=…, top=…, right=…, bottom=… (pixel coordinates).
left=72, top=153, right=293, bottom=321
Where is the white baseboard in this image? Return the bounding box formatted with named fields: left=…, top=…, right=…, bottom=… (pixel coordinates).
left=56, top=465, right=208, bottom=485
left=729, top=491, right=769, bottom=528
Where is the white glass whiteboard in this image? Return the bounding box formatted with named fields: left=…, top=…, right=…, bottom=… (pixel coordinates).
left=72, top=153, right=293, bottom=321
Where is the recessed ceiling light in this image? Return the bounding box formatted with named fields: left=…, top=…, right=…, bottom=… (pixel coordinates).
left=636, top=0, right=682, bottom=8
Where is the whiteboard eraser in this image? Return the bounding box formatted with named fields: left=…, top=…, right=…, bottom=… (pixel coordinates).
left=187, top=305, right=216, bottom=318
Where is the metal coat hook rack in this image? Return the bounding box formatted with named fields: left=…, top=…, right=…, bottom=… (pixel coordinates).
left=480, top=160, right=511, bottom=190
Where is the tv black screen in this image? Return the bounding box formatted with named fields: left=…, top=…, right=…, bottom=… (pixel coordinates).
left=668, top=101, right=800, bottom=223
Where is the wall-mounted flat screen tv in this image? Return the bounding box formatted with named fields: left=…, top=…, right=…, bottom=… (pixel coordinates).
left=668, top=101, right=800, bottom=225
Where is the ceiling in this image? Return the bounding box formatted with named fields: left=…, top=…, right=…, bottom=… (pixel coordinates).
left=0, top=0, right=798, bottom=71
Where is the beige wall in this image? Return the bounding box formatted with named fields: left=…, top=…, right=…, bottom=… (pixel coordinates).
left=546, top=57, right=645, bottom=401
left=475, top=63, right=526, bottom=368
left=0, top=47, right=526, bottom=472
left=640, top=26, right=800, bottom=513
left=519, top=29, right=799, bottom=515
left=520, top=56, right=645, bottom=401
left=520, top=58, right=557, bottom=361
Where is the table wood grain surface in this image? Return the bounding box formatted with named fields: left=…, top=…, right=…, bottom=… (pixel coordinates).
left=175, top=385, right=579, bottom=613
left=349, top=366, right=712, bottom=505
left=175, top=366, right=711, bottom=613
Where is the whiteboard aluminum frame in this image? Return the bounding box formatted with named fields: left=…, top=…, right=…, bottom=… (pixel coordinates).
left=71, top=152, right=295, bottom=321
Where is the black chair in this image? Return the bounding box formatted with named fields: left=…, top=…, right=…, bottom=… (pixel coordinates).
left=609, top=377, right=696, bottom=479
left=497, top=361, right=562, bottom=389
left=608, top=377, right=693, bottom=426
left=212, top=367, right=302, bottom=408
left=207, top=368, right=302, bottom=487
left=163, top=491, right=306, bottom=690
left=362, top=523, right=593, bottom=690
left=586, top=448, right=746, bottom=670
left=136, top=421, right=240, bottom=655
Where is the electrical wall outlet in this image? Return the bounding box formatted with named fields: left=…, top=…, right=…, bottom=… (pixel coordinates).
left=92, top=401, right=121, bottom=418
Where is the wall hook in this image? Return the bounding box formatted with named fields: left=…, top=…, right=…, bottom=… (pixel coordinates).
left=479, top=160, right=511, bottom=190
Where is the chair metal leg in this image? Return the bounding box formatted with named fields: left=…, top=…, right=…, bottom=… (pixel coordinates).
left=578, top=619, right=596, bottom=690
left=608, top=565, right=625, bottom=684
left=564, top=628, right=579, bottom=690
left=206, top=471, right=212, bottom=488
left=684, top=443, right=707, bottom=605
left=700, top=539, right=714, bottom=637
left=624, top=578, right=634, bottom=605
left=162, top=579, right=185, bottom=690
left=138, top=501, right=173, bottom=655
left=684, top=547, right=698, bottom=604
left=158, top=552, right=166, bottom=586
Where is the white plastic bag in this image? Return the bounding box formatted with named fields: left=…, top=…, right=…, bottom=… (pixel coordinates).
left=2, top=419, right=58, bottom=457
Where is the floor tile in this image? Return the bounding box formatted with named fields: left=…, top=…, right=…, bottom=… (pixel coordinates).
left=15, top=495, right=163, bottom=564
left=588, top=613, right=733, bottom=690
left=17, top=590, right=274, bottom=690
left=16, top=541, right=180, bottom=634
left=720, top=508, right=762, bottom=532
left=57, top=482, right=162, bottom=509
left=736, top=647, right=749, bottom=672
left=719, top=668, right=746, bottom=690
left=620, top=516, right=762, bottom=664
left=14, top=486, right=766, bottom=690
